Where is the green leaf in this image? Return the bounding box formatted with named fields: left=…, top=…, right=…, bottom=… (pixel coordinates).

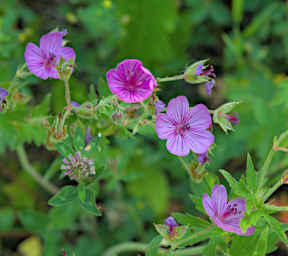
left=220, top=169, right=238, bottom=188
left=246, top=153, right=257, bottom=192
left=253, top=227, right=268, bottom=256
left=97, top=77, right=111, bottom=98
left=18, top=210, right=48, bottom=233
left=146, top=235, right=162, bottom=256
left=31, top=94, right=51, bottom=117
left=203, top=236, right=223, bottom=256
left=172, top=213, right=210, bottom=229
left=230, top=231, right=258, bottom=256
left=78, top=187, right=101, bottom=216
left=240, top=210, right=265, bottom=233
left=264, top=215, right=288, bottom=247
left=48, top=186, right=78, bottom=207
left=243, top=3, right=279, bottom=38
left=0, top=208, right=14, bottom=231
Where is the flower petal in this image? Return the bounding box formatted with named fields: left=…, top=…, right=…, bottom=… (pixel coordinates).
left=24, top=43, right=48, bottom=80
left=227, top=198, right=246, bottom=214
left=183, top=129, right=214, bottom=154
left=202, top=193, right=216, bottom=218
left=187, top=104, right=212, bottom=130
left=59, top=46, right=76, bottom=62
left=116, top=59, right=142, bottom=80
left=40, top=32, right=63, bottom=54
left=211, top=184, right=227, bottom=217
left=166, top=134, right=190, bottom=156
left=166, top=96, right=190, bottom=124
left=155, top=113, right=175, bottom=139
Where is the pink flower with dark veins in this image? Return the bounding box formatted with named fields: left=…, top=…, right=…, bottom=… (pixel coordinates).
left=202, top=184, right=255, bottom=236
left=106, top=59, right=157, bottom=103
left=24, top=29, right=75, bottom=80
left=155, top=96, right=214, bottom=156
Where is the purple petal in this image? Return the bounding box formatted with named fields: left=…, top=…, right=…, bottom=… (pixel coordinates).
left=155, top=113, right=176, bottom=140
left=166, top=96, right=190, bottom=124
left=205, top=80, right=215, bottom=95
left=59, top=46, right=76, bottom=62
left=24, top=43, right=48, bottom=80
left=202, top=193, right=216, bottom=218
left=155, top=99, right=166, bottom=114
left=40, top=32, right=63, bottom=54
left=166, top=134, right=190, bottom=156
left=242, top=226, right=256, bottom=236
left=187, top=104, right=212, bottom=130
left=165, top=216, right=178, bottom=227
left=198, top=152, right=210, bottom=165
left=222, top=215, right=255, bottom=236
left=0, top=88, right=8, bottom=101
left=71, top=101, right=80, bottom=107
left=183, top=129, right=214, bottom=154
left=227, top=198, right=246, bottom=214
left=194, top=63, right=203, bottom=76
left=211, top=184, right=227, bottom=217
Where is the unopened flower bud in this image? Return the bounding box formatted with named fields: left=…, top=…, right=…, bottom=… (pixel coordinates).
left=56, top=56, right=75, bottom=81
left=154, top=99, right=166, bottom=115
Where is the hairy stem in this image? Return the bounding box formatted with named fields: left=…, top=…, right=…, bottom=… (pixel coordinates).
left=60, top=79, right=72, bottom=131
left=178, top=156, right=194, bottom=180
left=157, top=74, right=184, bottom=83
left=103, top=242, right=206, bottom=256
left=16, top=144, right=59, bottom=194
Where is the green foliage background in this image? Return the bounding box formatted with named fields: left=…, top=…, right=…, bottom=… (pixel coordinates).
left=1, top=0, right=288, bottom=255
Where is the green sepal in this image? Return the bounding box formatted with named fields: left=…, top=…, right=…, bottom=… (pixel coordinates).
left=184, top=59, right=209, bottom=84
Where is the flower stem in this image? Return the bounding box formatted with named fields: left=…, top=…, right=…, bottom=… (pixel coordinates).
left=157, top=74, right=184, bottom=83
left=103, top=242, right=206, bottom=256
left=178, top=156, right=194, bottom=180
left=60, top=79, right=72, bottom=131
left=16, top=144, right=59, bottom=194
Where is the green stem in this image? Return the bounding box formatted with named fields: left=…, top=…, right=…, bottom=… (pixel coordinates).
left=157, top=74, right=184, bottom=83
left=263, top=179, right=282, bottom=202
left=103, top=242, right=206, bottom=256
left=60, top=79, right=72, bottom=131
left=178, top=156, right=193, bottom=180
left=16, top=144, right=59, bottom=194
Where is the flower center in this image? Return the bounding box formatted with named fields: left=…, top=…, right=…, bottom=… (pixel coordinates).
left=44, top=53, right=57, bottom=69
left=176, top=123, right=190, bottom=135
left=221, top=203, right=242, bottom=220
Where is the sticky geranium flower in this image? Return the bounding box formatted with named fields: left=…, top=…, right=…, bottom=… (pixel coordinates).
left=25, top=29, right=75, bottom=80
left=0, top=88, right=9, bottom=111
left=106, top=59, right=157, bottom=103
left=202, top=184, right=255, bottom=236
left=61, top=152, right=95, bottom=182
left=155, top=96, right=214, bottom=156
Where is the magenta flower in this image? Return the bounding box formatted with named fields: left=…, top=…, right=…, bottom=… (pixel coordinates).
left=106, top=59, right=157, bottom=103
left=194, top=64, right=216, bottom=95
left=202, top=184, right=255, bottom=236
left=24, top=29, right=75, bottom=80
left=155, top=96, right=214, bottom=156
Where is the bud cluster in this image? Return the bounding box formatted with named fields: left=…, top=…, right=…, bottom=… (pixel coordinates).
left=61, top=152, right=95, bottom=181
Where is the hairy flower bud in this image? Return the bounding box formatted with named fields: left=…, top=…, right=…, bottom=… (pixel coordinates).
left=61, top=152, right=95, bottom=182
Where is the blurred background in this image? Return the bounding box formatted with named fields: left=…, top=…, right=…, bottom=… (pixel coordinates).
left=1, top=0, right=288, bottom=255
